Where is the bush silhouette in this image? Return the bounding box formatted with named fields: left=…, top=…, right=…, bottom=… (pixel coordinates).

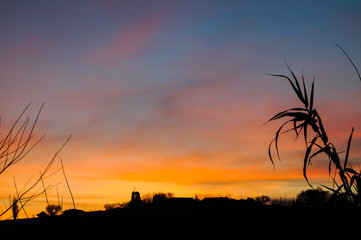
left=152, top=192, right=174, bottom=204
left=255, top=195, right=271, bottom=205
left=45, top=204, right=62, bottom=216
left=296, top=188, right=330, bottom=208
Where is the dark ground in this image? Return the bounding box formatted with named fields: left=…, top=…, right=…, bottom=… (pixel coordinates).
left=0, top=198, right=359, bottom=238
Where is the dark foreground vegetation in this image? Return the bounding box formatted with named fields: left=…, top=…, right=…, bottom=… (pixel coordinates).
left=1, top=191, right=360, bottom=238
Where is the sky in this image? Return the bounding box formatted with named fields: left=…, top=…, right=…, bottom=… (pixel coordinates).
left=1, top=0, right=361, bottom=218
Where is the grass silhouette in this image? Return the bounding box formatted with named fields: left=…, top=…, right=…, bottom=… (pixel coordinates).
left=267, top=47, right=361, bottom=207
left=0, top=103, right=72, bottom=219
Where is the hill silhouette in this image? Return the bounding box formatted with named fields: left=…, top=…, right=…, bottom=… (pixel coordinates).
left=1, top=192, right=360, bottom=238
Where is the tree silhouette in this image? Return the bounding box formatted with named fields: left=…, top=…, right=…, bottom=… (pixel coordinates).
left=296, top=188, right=330, bottom=208
left=255, top=195, right=271, bottom=205
left=152, top=192, right=174, bottom=204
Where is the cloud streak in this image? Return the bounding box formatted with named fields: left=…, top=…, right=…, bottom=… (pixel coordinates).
left=87, top=13, right=163, bottom=64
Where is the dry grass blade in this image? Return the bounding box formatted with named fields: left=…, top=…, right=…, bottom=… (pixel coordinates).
left=0, top=135, right=71, bottom=218
left=336, top=44, right=361, bottom=81
left=0, top=102, right=45, bottom=175
left=40, top=172, right=49, bottom=207
left=13, top=177, right=28, bottom=218
left=60, top=158, right=76, bottom=209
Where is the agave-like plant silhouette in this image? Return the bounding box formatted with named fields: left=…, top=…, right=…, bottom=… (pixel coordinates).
left=267, top=46, right=361, bottom=206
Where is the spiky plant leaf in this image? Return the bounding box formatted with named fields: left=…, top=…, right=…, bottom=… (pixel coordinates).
left=273, top=120, right=292, bottom=160
left=345, top=168, right=358, bottom=175
left=268, top=138, right=275, bottom=167
left=344, top=127, right=354, bottom=169
left=303, top=122, right=308, bottom=146
left=285, top=60, right=305, bottom=102
left=266, top=108, right=308, bottom=123
left=301, top=75, right=309, bottom=108
left=315, top=112, right=328, bottom=143
left=309, top=79, right=315, bottom=111
left=267, top=73, right=305, bottom=104
left=303, top=136, right=318, bottom=187
left=308, top=144, right=326, bottom=162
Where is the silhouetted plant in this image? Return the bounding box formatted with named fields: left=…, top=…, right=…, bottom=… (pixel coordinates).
left=193, top=193, right=232, bottom=200
left=45, top=204, right=62, bottom=216
left=152, top=192, right=174, bottom=204
left=60, top=158, right=76, bottom=209
left=296, top=187, right=330, bottom=208
left=0, top=103, right=72, bottom=219
left=267, top=47, right=361, bottom=206
left=0, top=103, right=44, bottom=175
left=104, top=202, right=128, bottom=210
left=11, top=198, right=19, bottom=220
left=141, top=193, right=153, bottom=204
left=255, top=195, right=271, bottom=205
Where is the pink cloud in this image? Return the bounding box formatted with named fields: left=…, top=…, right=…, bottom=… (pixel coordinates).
left=87, top=14, right=162, bottom=64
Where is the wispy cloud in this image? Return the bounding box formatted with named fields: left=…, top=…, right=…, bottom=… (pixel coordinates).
left=86, top=14, right=163, bottom=64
